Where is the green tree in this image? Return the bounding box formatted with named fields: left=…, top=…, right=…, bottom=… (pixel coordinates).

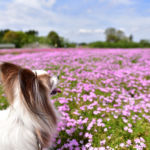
left=25, top=30, right=38, bottom=36
left=3, top=31, right=27, bottom=48
left=105, top=28, right=127, bottom=43
left=116, top=30, right=125, bottom=41
left=47, top=31, right=61, bottom=47
left=105, top=28, right=118, bottom=42
left=37, top=36, right=49, bottom=44
left=25, top=30, right=38, bottom=44
left=0, top=29, right=10, bottom=43
left=140, top=39, right=150, bottom=47
left=129, top=34, right=133, bottom=42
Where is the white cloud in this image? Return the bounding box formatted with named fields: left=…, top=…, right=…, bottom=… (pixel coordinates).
left=14, top=0, right=40, bottom=9
left=79, top=29, right=93, bottom=34
left=79, top=29, right=104, bottom=34
left=95, top=29, right=105, bottom=33
left=0, top=0, right=58, bottom=32
left=42, top=0, right=56, bottom=7
left=14, top=0, right=56, bottom=8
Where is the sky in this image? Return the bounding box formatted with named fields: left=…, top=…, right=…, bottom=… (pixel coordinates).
left=0, top=0, right=150, bottom=43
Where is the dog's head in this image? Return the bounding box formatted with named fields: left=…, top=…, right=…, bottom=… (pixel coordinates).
left=0, top=62, right=61, bottom=119
left=0, top=62, right=61, bottom=147
left=0, top=62, right=60, bottom=104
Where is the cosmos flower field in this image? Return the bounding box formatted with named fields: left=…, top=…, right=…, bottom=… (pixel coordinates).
left=0, top=48, right=150, bottom=149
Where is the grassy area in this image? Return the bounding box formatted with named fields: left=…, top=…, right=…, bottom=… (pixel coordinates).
left=0, top=49, right=150, bottom=149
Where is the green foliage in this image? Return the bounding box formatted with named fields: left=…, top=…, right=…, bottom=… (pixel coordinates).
left=37, top=36, right=49, bottom=44
left=88, top=41, right=150, bottom=48
left=50, top=36, right=76, bottom=48
left=0, top=29, right=10, bottom=43
left=25, top=30, right=39, bottom=44
left=0, top=29, right=77, bottom=48
left=0, top=86, right=8, bottom=110
left=3, top=31, right=28, bottom=48
left=105, top=28, right=128, bottom=43
left=65, top=42, right=76, bottom=48
left=129, top=34, right=133, bottom=42
left=47, top=31, right=61, bottom=47
left=25, top=30, right=38, bottom=36
left=104, top=27, right=135, bottom=46
left=140, top=39, right=150, bottom=47
left=1, top=29, right=40, bottom=48
left=3, top=31, right=18, bottom=44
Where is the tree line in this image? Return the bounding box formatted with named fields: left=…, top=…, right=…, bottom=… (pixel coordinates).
left=87, top=28, right=150, bottom=48
left=0, top=28, right=150, bottom=48
left=0, top=29, right=76, bottom=48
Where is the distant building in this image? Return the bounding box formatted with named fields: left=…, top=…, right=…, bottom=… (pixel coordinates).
left=0, top=44, right=15, bottom=49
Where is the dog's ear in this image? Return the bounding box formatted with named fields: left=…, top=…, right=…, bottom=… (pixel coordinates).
left=18, top=68, right=57, bottom=123
left=18, top=68, right=40, bottom=115
left=0, top=62, right=21, bottom=104
left=0, top=62, right=21, bottom=83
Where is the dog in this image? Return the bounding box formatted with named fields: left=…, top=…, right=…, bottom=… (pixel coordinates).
left=0, top=62, right=61, bottom=150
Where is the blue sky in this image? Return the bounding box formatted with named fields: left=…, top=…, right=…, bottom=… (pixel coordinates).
left=0, top=0, right=150, bottom=42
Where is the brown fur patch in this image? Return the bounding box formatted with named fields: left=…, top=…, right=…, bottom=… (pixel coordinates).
left=0, top=62, right=21, bottom=104
left=37, top=74, right=51, bottom=89
left=35, top=129, right=51, bottom=148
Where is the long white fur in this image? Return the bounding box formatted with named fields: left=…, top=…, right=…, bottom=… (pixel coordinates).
left=0, top=70, right=58, bottom=150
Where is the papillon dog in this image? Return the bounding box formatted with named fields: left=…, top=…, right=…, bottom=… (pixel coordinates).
left=0, top=62, right=61, bottom=150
